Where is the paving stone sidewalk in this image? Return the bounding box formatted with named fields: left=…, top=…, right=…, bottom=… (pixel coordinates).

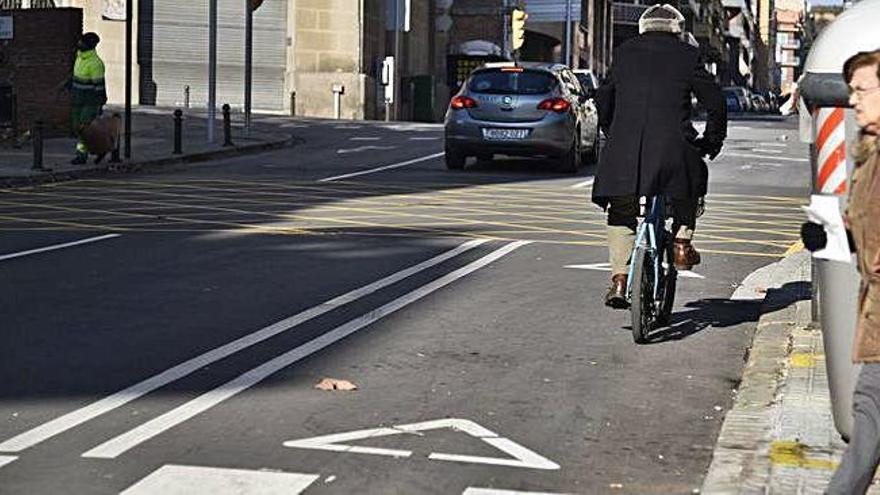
left=0, top=106, right=298, bottom=187
left=702, top=251, right=879, bottom=494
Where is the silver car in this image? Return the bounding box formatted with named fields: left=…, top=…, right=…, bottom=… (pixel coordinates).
left=444, top=62, right=599, bottom=172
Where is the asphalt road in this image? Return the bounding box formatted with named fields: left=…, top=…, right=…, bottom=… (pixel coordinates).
left=0, top=114, right=810, bottom=494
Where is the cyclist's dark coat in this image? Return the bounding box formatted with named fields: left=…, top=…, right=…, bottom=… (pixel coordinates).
left=592, top=31, right=727, bottom=208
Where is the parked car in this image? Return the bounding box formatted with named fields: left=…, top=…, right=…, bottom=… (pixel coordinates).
left=722, top=88, right=744, bottom=113
left=723, top=86, right=752, bottom=113
left=444, top=62, right=600, bottom=172
left=572, top=69, right=599, bottom=98
left=751, top=94, right=770, bottom=113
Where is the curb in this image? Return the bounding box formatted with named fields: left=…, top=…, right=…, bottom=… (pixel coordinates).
left=0, top=134, right=303, bottom=189
left=701, top=250, right=814, bottom=494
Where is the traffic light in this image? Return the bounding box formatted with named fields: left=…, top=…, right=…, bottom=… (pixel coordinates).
left=511, top=8, right=528, bottom=51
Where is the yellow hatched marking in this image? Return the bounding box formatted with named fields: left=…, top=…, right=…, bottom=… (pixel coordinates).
left=769, top=441, right=837, bottom=470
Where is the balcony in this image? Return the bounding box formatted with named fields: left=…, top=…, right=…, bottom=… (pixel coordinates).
left=779, top=56, right=801, bottom=67
left=779, top=39, right=801, bottom=50
left=0, top=0, right=57, bottom=7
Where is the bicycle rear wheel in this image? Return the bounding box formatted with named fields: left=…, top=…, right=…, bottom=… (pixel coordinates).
left=630, top=246, right=655, bottom=344
left=656, top=240, right=677, bottom=326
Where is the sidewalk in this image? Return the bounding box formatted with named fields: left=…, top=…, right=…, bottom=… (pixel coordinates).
left=702, top=251, right=878, bottom=494
left=0, top=106, right=299, bottom=187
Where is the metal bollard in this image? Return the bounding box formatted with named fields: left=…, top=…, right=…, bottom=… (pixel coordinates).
left=290, top=91, right=296, bottom=117
left=173, top=109, right=183, bottom=155
left=184, top=86, right=191, bottom=109
left=32, top=119, right=43, bottom=170
left=222, top=104, right=233, bottom=147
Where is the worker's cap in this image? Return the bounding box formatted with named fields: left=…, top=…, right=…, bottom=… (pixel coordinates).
left=638, top=4, right=685, bottom=35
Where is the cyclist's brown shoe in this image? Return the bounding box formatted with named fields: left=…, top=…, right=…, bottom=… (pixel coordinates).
left=673, top=239, right=701, bottom=270
left=604, top=274, right=629, bottom=309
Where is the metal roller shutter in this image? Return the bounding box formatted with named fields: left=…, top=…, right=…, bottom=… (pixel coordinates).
left=139, top=0, right=286, bottom=111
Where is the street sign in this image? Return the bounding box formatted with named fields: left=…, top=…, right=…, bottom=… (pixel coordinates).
left=284, top=418, right=560, bottom=470
left=0, top=17, right=13, bottom=40
left=382, top=56, right=395, bottom=103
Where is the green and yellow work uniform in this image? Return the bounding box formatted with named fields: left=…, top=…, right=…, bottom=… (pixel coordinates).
left=70, top=48, right=107, bottom=157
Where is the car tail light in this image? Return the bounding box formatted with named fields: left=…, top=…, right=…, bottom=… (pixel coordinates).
left=537, top=97, right=571, bottom=113
left=450, top=96, right=478, bottom=110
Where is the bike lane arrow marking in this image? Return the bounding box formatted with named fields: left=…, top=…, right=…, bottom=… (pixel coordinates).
left=283, top=418, right=560, bottom=470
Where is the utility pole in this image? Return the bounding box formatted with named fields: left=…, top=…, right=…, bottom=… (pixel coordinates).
left=564, top=0, right=572, bottom=66
left=207, top=0, right=217, bottom=143
left=394, top=0, right=402, bottom=120
left=503, top=0, right=511, bottom=60
left=124, top=0, right=132, bottom=158
left=245, top=0, right=253, bottom=133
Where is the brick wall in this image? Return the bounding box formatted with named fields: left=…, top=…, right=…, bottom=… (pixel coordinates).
left=0, top=8, right=82, bottom=137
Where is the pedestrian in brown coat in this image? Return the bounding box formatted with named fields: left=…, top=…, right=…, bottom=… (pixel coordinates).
left=801, top=49, right=880, bottom=495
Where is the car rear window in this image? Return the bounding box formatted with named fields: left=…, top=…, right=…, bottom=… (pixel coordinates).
left=468, top=70, right=558, bottom=95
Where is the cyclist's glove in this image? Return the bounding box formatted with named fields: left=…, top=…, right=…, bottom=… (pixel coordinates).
left=800, top=222, right=828, bottom=252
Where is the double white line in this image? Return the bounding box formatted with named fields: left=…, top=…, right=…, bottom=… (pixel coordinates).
left=0, top=239, right=529, bottom=458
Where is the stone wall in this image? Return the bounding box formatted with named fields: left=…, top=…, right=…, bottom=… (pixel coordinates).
left=0, top=8, right=82, bottom=135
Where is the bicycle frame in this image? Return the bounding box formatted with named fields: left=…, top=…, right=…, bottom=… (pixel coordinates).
left=626, top=196, right=667, bottom=301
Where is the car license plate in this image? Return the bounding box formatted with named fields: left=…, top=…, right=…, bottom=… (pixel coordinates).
left=482, top=128, right=529, bottom=141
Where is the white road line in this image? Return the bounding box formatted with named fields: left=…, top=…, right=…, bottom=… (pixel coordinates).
left=720, top=152, right=808, bottom=163
left=0, top=234, right=121, bottom=263
left=463, top=489, right=570, bottom=495
left=284, top=417, right=559, bottom=470
left=120, top=465, right=319, bottom=495
left=760, top=142, right=788, bottom=147
left=571, top=177, right=595, bottom=189
left=349, top=137, right=381, bottom=141
left=751, top=148, right=784, bottom=154
left=318, top=152, right=445, bottom=182
left=0, top=456, right=16, bottom=469
left=336, top=145, right=397, bottom=154
left=409, top=137, right=441, bottom=141
left=82, top=241, right=529, bottom=459
left=0, top=239, right=487, bottom=453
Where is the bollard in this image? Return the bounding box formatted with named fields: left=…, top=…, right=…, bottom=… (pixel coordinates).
left=173, top=109, right=183, bottom=155
left=32, top=119, right=43, bottom=170
left=222, top=104, right=233, bottom=147
left=184, top=86, right=191, bottom=109
left=290, top=91, right=296, bottom=117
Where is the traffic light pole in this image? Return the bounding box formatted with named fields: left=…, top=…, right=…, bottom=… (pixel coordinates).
left=394, top=0, right=402, bottom=121
left=207, top=0, right=217, bottom=143
left=245, top=0, right=253, bottom=133
left=564, top=0, right=572, bottom=66
left=124, top=0, right=132, bottom=159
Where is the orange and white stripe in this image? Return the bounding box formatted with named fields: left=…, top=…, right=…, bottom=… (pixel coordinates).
left=815, top=107, right=848, bottom=195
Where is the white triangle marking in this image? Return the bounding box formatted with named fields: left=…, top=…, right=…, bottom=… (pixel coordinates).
left=564, top=262, right=705, bottom=279
left=283, top=418, right=559, bottom=470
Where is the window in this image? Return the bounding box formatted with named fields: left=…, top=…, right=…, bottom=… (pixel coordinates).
left=468, top=70, right=559, bottom=95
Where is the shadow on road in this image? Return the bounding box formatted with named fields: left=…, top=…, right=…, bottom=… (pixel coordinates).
left=642, top=281, right=811, bottom=344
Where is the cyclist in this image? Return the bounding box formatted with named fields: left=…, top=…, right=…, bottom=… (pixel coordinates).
left=592, top=4, right=728, bottom=309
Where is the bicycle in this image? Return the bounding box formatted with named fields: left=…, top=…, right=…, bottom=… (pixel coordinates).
left=627, top=196, right=678, bottom=344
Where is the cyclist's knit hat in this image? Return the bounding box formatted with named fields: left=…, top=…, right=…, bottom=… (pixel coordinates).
left=638, top=4, right=685, bottom=35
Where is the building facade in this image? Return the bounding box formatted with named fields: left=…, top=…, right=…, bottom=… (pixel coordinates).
left=773, top=0, right=804, bottom=95
left=11, top=0, right=613, bottom=122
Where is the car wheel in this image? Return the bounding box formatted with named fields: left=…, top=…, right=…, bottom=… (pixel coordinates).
left=559, top=137, right=581, bottom=173
left=445, top=147, right=466, bottom=170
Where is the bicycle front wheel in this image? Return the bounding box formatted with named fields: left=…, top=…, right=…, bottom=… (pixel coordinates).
left=630, top=246, right=655, bottom=344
